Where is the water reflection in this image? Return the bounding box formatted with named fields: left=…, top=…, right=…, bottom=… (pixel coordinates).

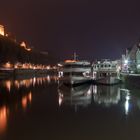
left=1, top=76, right=57, bottom=92
left=21, top=92, right=32, bottom=110
left=0, top=106, right=8, bottom=134
left=58, top=84, right=137, bottom=116
left=1, top=75, right=140, bottom=139
left=0, top=76, right=56, bottom=135
left=58, top=84, right=92, bottom=111
left=93, top=85, right=121, bottom=106
left=120, top=89, right=131, bottom=116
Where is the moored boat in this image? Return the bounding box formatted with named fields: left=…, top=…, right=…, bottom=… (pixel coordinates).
left=92, top=59, right=121, bottom=85
left=58, top=53, right=92, bottom=86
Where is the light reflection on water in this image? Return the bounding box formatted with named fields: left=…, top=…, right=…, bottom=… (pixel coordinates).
left=0, top=91, right=33, bottom=135
left=0, top=106, right=8, bottom=134
left=58, top=84, right=92, bottom=110
left=58, top=83, right=135, bottom=116
left=0, top=76, right=140, bottom=139
left=1, top=75, right=57, bottom=92
left=0, top=75, right=57, bottom=136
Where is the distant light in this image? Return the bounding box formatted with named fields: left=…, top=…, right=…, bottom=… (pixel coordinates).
left=0, top=25, right=4, bottom=36
left=26, top=48, right=31, bottom=51
left=20, top=41, right=32, bottom=51
left=59, top=93, right=63, bottom=106
left=58, top=63, right=63, bottom=67
left=124, top=59, right=128, bottom=64
left=65, top=60, right=76, bottom=63
left=20, top=42, right=26, bottom=48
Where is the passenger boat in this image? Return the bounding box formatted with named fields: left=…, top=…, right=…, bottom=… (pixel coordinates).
left=58, top=53, right=92, bottom=86
left=92, top=59, right=121, bottom=85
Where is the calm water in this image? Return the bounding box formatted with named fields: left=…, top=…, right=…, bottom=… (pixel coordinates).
left=0, top=76, right=140, bottom=140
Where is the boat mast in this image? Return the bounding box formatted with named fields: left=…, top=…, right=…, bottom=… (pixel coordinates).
left=73, top=52, right=78, bottom=61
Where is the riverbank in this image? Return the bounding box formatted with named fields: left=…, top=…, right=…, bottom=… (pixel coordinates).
left=0, top=68, right=57, bottom=80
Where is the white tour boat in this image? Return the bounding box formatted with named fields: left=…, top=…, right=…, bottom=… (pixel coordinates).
left=58, top=54, right=92, bottom=86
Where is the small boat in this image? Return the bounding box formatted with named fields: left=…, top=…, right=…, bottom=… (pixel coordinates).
left=58, top=53, right=92, bottom=86
left=92, top=59, right=121, bottom=85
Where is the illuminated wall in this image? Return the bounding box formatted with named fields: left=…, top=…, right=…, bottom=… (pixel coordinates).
left=0, top=25, right=4, bottom=36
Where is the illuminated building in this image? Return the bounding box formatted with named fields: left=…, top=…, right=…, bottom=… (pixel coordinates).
left=20, top=41, right=32, bottom=51
left=0, top=25, right=4, bottom=36
left=122, top=40, right=140, bottom=73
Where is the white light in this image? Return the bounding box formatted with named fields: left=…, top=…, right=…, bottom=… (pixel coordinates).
left=58, top=63, right=62, bottom=67
left=124, top=94, right=130, bottom=115
left=124, top=59, right=128, bottom=64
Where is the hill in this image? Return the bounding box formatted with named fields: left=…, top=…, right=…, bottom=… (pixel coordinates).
left=0, top=35, right=55, bottom=65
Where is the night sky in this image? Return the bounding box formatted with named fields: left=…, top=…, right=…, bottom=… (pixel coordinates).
left=1, top=0, right=140, bottom=61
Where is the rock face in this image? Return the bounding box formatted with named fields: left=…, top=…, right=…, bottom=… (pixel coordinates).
left=0, top=35, right=54, bottom=65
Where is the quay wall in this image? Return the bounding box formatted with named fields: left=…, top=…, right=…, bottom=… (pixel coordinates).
left=0, top=69, right=57, bottom=80
left=120, top=74, right=140, bottom=89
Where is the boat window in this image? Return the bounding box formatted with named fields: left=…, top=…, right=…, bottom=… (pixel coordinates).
left=63, top=72, right=84, bottom=76
left=64, top=64, right=91, bottom=68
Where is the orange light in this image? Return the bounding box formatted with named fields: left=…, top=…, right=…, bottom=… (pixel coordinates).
left=5, top=80, right=11, bottom=92
left=3, top=62, right=12, bottom=68
left=0, top=106, right=7, bottom=134
left=22, top=96, right=27, bottom=109
left=28, top=92, right=32, bottom=103
left=65, top=60, right=77, bottom=63
left=20, top=42, right=32, bottom=51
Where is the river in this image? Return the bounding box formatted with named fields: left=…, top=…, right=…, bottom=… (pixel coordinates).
left=0, top=75, right=140, bottom=140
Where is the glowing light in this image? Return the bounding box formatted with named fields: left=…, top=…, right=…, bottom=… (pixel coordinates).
left=33, top=77, right=36, bottom=87
left=58, top=63, right=63, bottom=67
left=28, top=92, right=32, bottom=103
left=124, top=59, right=128, bottom=65
left=20, top=41, right=26, bottom=48
left=125, top=94, right=130, bottom=115
left=93, top=85, right=97, bottom=94
left=0, top=106, right=8, bottom=134
left=14, top=80, right=20, bottom=89
left=22, top=96, right=28, bottom=109
left=26, top=48, right=31, bottom=51
left=20, top=41, right=32, bottom=51
left=46, top=66, right=51, bottom=70
left=59, top=93, right=63, bottom=106
left=0, top=25, right=4, bottom=36
left=3, top=62, right=13, bottom=69
left=47, top=75, right=51, bottom=83
left=65, top=60, right=77, bottom=63
left=87, top=88, right=91, bottom=95
left=5, top=80, right=12, bottom=92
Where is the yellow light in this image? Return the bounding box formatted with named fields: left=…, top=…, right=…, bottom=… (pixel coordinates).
left=0, top=25, right=4, bottom=36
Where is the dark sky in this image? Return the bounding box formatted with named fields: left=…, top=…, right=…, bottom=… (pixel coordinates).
left=1, top=0, right=140, bottom=61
